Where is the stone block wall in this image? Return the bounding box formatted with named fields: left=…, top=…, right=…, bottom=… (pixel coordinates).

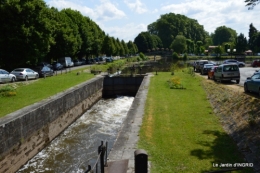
left=0, top=77, right=104, bottom=173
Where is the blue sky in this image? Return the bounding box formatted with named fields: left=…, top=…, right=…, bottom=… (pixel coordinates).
left=44, top=0, right=260, bottom=42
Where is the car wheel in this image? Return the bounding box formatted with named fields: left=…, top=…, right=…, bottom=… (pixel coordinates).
left=236, top=80, right=240, bottom=84
left=213, top=76, right=216, bottom=81
left=11, top=77, right=15, bottom=82
left=207, top=75, right=210, bottom=79
left=35, top=74, right=39, bottom=79
left=25, top=76, right=28, bottom=81
left=244, top=84, right=249, bottom=93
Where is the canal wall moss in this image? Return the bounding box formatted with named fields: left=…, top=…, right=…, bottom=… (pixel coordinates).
left=0, top=77, right=104, bottom=173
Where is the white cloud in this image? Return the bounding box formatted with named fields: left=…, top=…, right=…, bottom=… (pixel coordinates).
left=47, top=0, right=126, bottom=21
left=124, top=0, right=147, bottom=14
left=104, top=23, right=147, bottom=42
left=160, top=0, right=260, bottom=36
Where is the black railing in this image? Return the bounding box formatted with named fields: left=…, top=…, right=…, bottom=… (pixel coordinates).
left=85, top=141, right=108, bottom=173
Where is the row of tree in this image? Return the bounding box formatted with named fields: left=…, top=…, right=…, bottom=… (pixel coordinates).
left=133, top=12, right=259, bottom=56
left=0, top=0, right=138, bottom=70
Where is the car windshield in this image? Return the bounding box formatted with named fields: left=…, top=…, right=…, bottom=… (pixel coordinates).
left=223, top=65, right=239, bottom=72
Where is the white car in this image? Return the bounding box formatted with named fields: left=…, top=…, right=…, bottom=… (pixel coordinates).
left=11, top=68, right=39, bottom=81
left=0, top=69, right=16, bottom=83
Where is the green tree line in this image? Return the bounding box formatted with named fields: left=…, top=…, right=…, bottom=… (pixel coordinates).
left=0, top=0, right=138, bottom=70
left=133, top=12, right=259, bottom=57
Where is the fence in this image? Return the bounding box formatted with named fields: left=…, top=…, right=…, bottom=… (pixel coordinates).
left=85, top=141, right=108, bottom=173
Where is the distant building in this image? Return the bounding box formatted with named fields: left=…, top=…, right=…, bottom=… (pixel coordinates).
left=245, top=50, right=253, bottom=55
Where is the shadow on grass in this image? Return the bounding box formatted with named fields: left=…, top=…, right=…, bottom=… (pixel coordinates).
left=190, top=130, right=254, bottom=173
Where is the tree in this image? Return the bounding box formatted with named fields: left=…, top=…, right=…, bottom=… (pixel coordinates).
left=235, top=33, right=248, bottom=53
left=248, top=23, right=258, bottom=50
left=245, top=0, right=259, bottom=9
left=212, top=26, right=237, bottom=46
left=147, top=13, right=208, bottom=48
left=196, top=41, right=203, bottom=55
left=0, top=0, right=54, bottom=70
left=170, top=35, right=187, bottom=54
left=214, top=46, right=224, bottom=57
left=102, top=35, right=115, bottom=57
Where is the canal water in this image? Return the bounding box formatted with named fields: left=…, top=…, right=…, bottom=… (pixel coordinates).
left=17, top=96, right=134, bottom=173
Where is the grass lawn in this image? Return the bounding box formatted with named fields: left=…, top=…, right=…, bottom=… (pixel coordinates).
left=138, top=70, right=253, bottom=173
left=0, top=68, right=95, bottom=117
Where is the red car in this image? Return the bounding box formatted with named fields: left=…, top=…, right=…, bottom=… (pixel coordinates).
left=251, top=60, right=260, bottom=67
left=207, top=66, right=218, bottom=80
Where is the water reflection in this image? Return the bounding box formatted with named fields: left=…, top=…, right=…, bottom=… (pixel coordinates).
left=18, top=96, right=134, bottom=173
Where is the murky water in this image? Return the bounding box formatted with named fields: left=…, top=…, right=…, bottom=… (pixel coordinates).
left=17, top=96, right=134, bottom=173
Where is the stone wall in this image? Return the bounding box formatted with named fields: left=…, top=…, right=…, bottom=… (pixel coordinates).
left=0, top=76, right=104, bottom=173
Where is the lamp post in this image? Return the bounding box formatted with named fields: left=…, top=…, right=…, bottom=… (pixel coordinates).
left=227, top=48, right=236, bottom=59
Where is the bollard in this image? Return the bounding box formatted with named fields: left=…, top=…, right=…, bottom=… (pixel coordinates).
left=135, top=149, right=148, bottom=173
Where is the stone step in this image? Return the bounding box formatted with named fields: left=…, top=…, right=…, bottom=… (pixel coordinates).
left=105, top=159, right=129, bottom=173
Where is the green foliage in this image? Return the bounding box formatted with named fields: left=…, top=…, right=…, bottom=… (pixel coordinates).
left=183, top=53, right=187, bottom=61
left=170, top=35, right=187, bottom=54
left=172, top=52, right=179, bottom=60
left=0, top=85, right=16, bottom=97
left=212, top=26, right=237, bottom=45
left=134, top=32, right=163, bottom=53
left=147, top=13, right=208, bottom=48
left=214, top=46, right=224, bottom=57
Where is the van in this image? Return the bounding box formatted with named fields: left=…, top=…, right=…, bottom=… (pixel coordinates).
left=214, top=64, right=240, bottom=84
left=58, top=57, right=72, bottom=68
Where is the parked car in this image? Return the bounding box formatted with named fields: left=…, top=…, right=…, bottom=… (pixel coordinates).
left=73, top=59, right=82, bottom=66
left=37, top=62, right=53, bottom=69
left=201, top=64, right=214, bottom=75
left=223, top=59, right=245, bottom=67
left=0, top=69, right=16, bottom=83
left=52, top=62, right=63, bottom=71
left=244, top=72, right=260, bottom=96
left=207, top=66, right=218, bottom=80
left=251, top=59, right=260, bottom=67
left=32, top=66, right=54, bottom=77
left=195, top=60, right=208, bottom=72
left=11, top=68, right=39, bottom=81
left=214, top=64, right=240, bottom=84
left=80, top=58, right=87, bottom=65
left=105, top=57, right=113, bottom=62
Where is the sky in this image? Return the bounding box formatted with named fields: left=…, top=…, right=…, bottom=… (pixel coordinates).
left=43, top=0, right=260, bottom=42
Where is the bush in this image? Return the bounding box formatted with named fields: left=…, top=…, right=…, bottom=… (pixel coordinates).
left=0, top=85, right=16, bottom=97
left=172, top=52, right=179, bottom=60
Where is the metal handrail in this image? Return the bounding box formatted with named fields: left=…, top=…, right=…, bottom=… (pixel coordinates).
left=85, top=140, right=108, bottom=173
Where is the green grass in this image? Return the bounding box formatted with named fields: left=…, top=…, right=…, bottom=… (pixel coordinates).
left=0, top=69, right=94, bottom=117
left=138, top=71, right=253, bottom=173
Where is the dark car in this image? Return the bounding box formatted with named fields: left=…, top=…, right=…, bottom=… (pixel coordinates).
left=37, top=62, right=53, bottom=69
left=32, top=66, right=54, bottom=77
left=105, top=57, right=113, bottom=62
left=244, top=72, right=260, bottom=96
left=52, top=62, right=63, bottom=71
left=201, top=64, right=214, bottom=75
left=251, top=59, right=260, bottom=67
left=73, top=59, right=82, bottom=66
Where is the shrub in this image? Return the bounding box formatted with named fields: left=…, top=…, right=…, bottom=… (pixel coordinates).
left=0, top=85, right=16, bottom=97
left=172, top=52, right=179, bottom=60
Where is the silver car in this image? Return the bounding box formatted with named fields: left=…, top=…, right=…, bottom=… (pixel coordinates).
left=0, top=69, right=16, bottom=83
left=11, top=68, right=39, bottom=81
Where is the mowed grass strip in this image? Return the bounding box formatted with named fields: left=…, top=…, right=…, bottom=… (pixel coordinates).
left=138, top=71, right=253, bottom=173
left=0, top=69, right=94, bottom=118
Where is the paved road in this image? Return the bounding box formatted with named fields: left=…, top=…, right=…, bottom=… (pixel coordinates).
left=239, top=67, right=260, bottom=86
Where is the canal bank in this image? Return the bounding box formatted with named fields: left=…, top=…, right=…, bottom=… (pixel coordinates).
left=107, top=73, right=152, bottom=173
left=0, top=73, right=150, bottom=173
